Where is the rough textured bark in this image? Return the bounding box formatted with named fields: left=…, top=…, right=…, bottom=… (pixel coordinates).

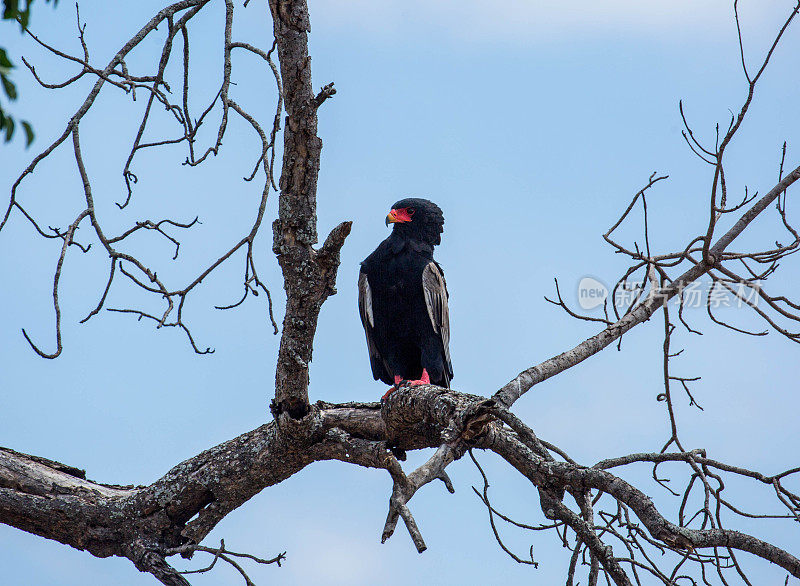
left=269, top=0, right=348, bottom=419
left=0, top=388, right=479, bottom=582
left=0, top=404, right=385, bottom=583
left=4, top=385, right=799, bottom=583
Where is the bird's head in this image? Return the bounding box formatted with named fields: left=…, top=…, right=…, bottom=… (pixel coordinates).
left=385, top=198, right=445, bottom=246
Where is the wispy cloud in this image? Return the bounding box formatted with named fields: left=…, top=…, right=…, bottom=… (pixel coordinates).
left=310, top=0, right=776, bottom=44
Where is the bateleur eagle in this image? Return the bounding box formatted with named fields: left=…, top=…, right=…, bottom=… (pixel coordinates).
left=358, top=198, right=453, bottom=393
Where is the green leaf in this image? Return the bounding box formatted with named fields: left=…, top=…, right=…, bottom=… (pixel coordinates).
left=3, top=116, right=14, bottom=142
left=1, top=75, right=16, bottom=100
left=3, top=0, right=19, bottom=21
left=0, top=48, right=13, bottom=69
left=21, top=119, right=32, bottom=146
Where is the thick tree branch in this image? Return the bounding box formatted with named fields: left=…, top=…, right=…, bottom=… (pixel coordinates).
left=268, top=0, right=349, bottom=419
left=4, top=384, right=798, bottom=583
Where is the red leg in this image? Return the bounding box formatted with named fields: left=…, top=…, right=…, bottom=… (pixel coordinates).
left=382, top=371, right=431, bottom=400
left=404, top=369, right=430, bottom=386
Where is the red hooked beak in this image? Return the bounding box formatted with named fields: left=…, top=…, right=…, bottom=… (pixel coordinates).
left=386, top=208, right=413, bottom=226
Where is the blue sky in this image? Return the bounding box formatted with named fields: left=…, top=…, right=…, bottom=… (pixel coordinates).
left=1, top=1, right=799, bottom=584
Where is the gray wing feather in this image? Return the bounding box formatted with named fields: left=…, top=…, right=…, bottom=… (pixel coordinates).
left=358, top=272, right=374, bottom=328
left=422, top=262, right=453, bottom=378
left=358, top=271, right=389, bottom=382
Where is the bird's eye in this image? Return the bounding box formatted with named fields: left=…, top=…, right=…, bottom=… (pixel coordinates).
left=407, top=208, right=415, bottom=216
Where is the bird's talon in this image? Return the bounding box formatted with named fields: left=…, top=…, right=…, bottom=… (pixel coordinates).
left=382, top=384, right=400, bottom=401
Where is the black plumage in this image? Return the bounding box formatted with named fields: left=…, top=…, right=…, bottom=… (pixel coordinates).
left=358, top=198, right=453, bottom=389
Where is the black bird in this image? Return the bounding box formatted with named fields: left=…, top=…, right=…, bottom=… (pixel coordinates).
left=358, top=198, right=453, bottom=395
